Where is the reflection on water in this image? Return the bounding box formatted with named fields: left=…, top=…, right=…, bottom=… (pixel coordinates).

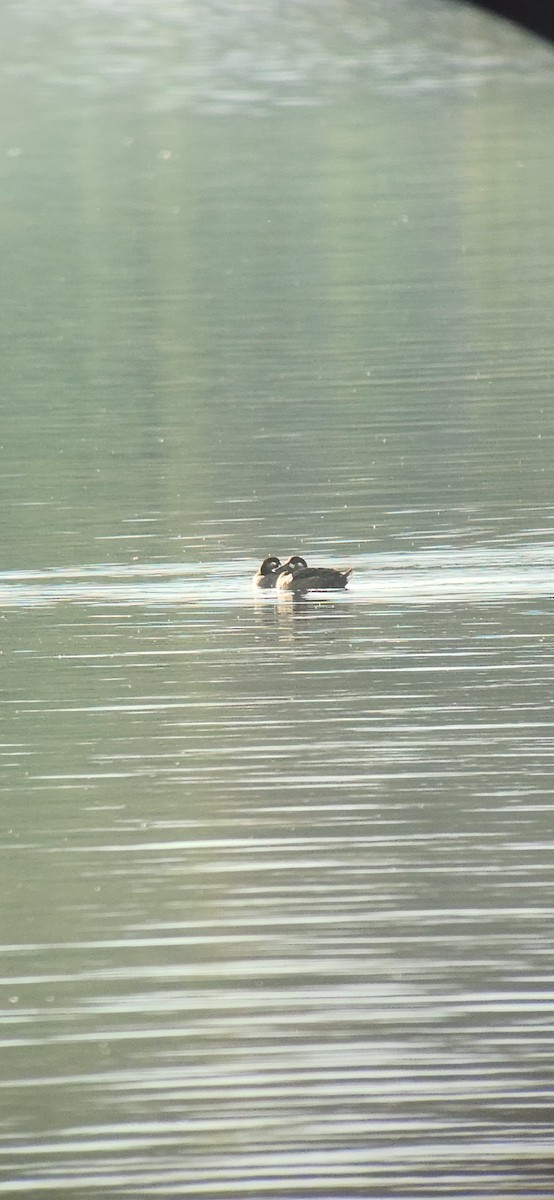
left=3, top=0, right=552, bottom=115
left=2, top=0, right=554, bottom=1195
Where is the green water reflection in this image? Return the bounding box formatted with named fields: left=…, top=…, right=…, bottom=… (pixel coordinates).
left=1, top=4, right=553, bottom=570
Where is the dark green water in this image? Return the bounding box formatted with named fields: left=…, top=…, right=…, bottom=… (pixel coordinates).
left=1, top=2, right=554, bottom=1196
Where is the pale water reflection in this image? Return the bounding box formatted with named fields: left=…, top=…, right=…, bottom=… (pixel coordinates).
left=2, top=0, right=554, bottom=1196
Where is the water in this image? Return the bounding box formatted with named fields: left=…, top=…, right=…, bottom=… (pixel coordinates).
left=1, top=1, right=554, bottom=1196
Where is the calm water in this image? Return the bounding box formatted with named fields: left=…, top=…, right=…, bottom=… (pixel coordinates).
left=1, top=2, right=554, bottom=1197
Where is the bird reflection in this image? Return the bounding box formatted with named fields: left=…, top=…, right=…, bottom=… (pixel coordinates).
left=275, top=591, right=352, bottom=640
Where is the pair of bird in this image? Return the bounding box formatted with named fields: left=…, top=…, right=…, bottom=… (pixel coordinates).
left=254, top=554, right=353, bottom=593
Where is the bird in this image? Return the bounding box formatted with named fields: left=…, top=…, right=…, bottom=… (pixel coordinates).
left=253, top=555, right=287, bottom=588
left=276, top=555, right=353, bottom=592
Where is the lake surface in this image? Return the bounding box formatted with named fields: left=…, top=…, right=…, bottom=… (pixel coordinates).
left=1, top=2, right=554, bottom=1196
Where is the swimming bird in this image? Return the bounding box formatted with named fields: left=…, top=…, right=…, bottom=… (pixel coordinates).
left=253, top=556, right=286, bottom=588
left=277, top=555, right=353, bottom=592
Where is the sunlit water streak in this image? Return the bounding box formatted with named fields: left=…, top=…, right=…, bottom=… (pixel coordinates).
left=0, top=544, right=553, bottom=609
